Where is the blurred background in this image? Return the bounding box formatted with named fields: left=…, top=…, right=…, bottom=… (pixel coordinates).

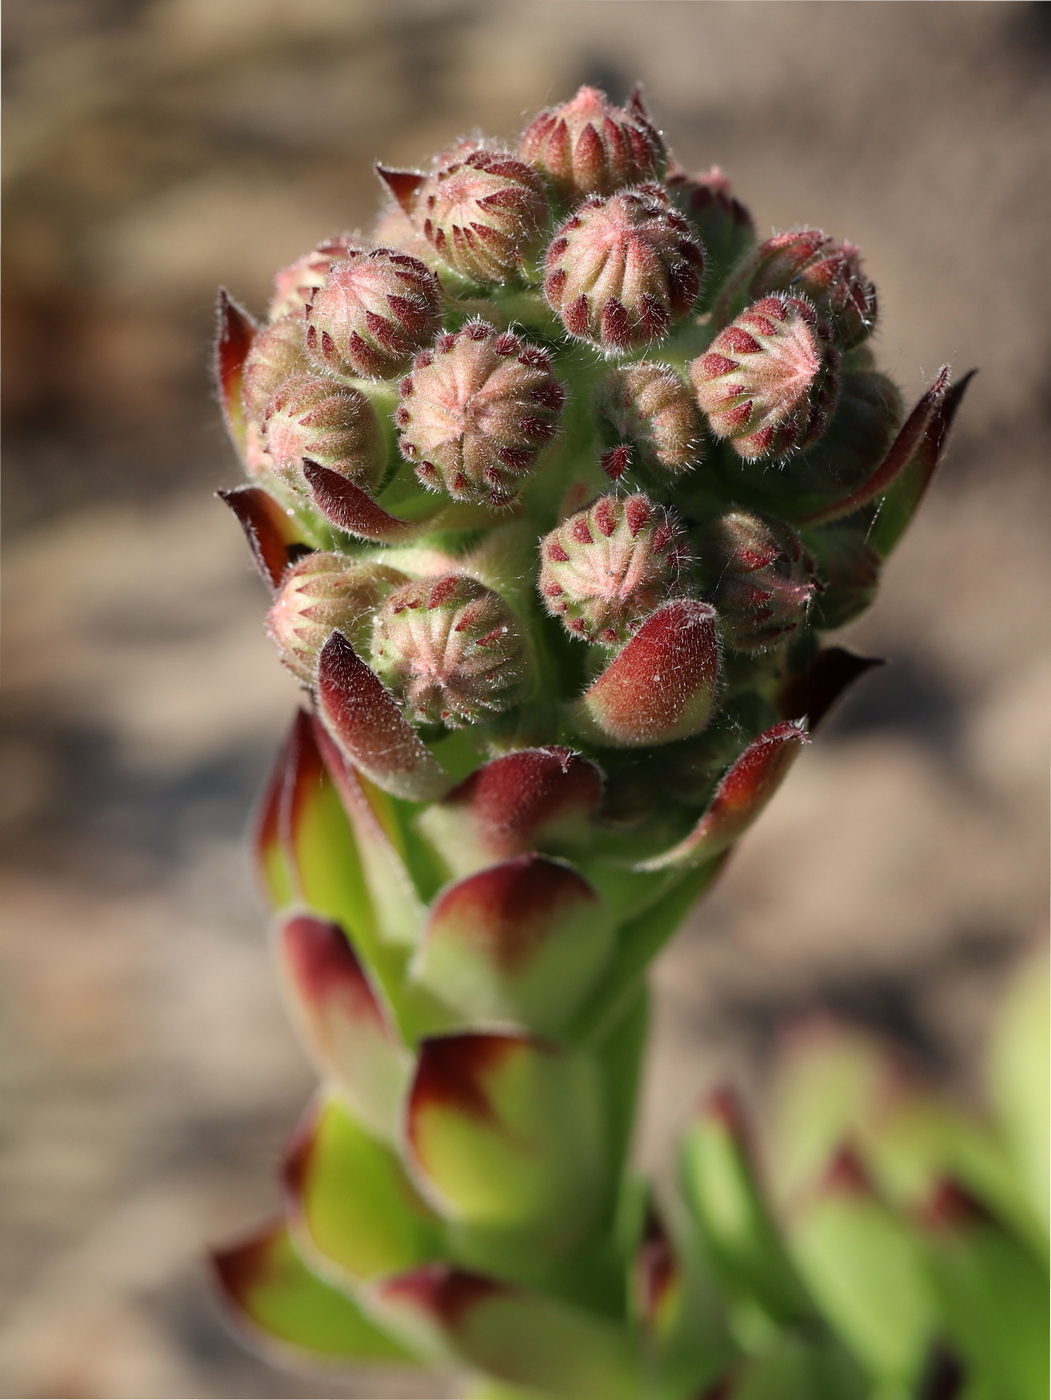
left=2, top=2, right=1048, bottom=1395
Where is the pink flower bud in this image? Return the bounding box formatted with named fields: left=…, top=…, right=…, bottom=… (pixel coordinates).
left=690, top=295, right=839, bottom=460
left=305, top=247, right=442, bottom=380
left=269, top=235, right=359, bottom=321
left=395, top=321, right=565, bottom=506
left=597, top=361, right=703, bottom=474
left=697, top=509, right=817, bottom=651
left=717, top=229, right=877, bottom=349
left=539, top=492, right=688, bottom=646
left=263, top=373, right=386, bottom=495
left=240, top=313, right=311, bottom=423
left=544, top=185, right=703, bottom=352
left=381, top=144, right=549, bottom=285
left=665, top=164, right=755, bottom=308
left=370, top=574, right=529, bottom=728
left=519, top=85, right=666, bottom=202
left=267, top=553, right=407, bottom=682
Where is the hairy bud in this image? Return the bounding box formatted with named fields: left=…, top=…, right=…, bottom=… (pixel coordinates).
left=665, top=164, right=755, bottom=308
left=370, top=574, right=528, bottom=727
left=394, top=321, right=564, bottom=507
left=263, top=374, right=386, bottom=494
left=539, top=493, right=688, bottom=646
left=697, top=510, right=817, bottom=652
left=241, top=314, right=311, bottom=424
left=690, top=295, right=839, bottom=460
left=717, top=229, right=877, bottom=348
left=305, top=247, right=442, bottom=380
left=267, top=554, right=407, bottom=682
left=269, top=236, right=359, bottom=321
left=544, top=186, right=703, bottom=352
left=597, top=361, right=703, bottom=475
left=519, top=85, right=666, bottom=202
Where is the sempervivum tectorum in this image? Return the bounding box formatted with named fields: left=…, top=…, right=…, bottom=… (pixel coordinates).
left=544, top=185, right=704, bottom=352
left=690, top=294, right=840, bottom=460
left=263, top=374, right=387, bottom=495
left=266, top=554, right=407, bottom=682
left=269, top=235, right=359, bottom=321
left=596, top=361, right=704, bottom=476
left=664, top=164, right=756, bottom=307
left=519, top=84, right=667, bottom=202
left=696, top=509, right=817, bottom=652
left=395, top=320, right=564, bottom=506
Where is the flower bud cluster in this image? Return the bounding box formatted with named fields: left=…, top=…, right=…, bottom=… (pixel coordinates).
left=519, top=85, right=666, bottom=202
left=264, top=375, right=386, bottom=494
left=267, top=554, right=407, bottom=682
left=696, top=510, right=817, bottom=651
left=597, top=361, right=702, bottom=475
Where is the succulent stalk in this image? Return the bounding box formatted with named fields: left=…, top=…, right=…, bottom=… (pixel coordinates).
left=205, top=85, right=1008, bottom=1400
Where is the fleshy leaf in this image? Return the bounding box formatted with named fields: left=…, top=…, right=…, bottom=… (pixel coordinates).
left=316, top=631, right=450, bottom=801
left=417, top=747, right=602, bottom=879
left=638, top=721, right=808, bottom=872
left=283, top=1091, right=442, bottom=1282
left=214, top=288, right=256, bottom=459
left=776, top=647, right=884, bottom=730
left=375, top=164, right=425, bottom=214
left=569, top=599, right=720, bottom=748
left=211, top=1217, right=411, bottom=1362
left=218, top=485, right=313, bottom=591
left=275, top=913, right=410, bottom=1141
left=410, top=854, right=613, bottom=1035
left=305, top=461, right=434, bottom=544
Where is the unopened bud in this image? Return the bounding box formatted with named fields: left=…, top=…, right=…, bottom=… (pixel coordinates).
left=717, top=229, right=877, bottom=349
left=805, top=525, right=882, bottom=630
left=665, top=164, right=755, bottom=308
left=394, top=321, right=564, bottom=507
left=690, top=295, right=839, bottom=460
left=370, top=574, right=528, bottom=727
left=519, top=85, right=666, bottom=202
left=263, top=374, right=386, bottom=496
left=544, top=185, right=703, bottom=352
left=241, top=314, right=311, bottom=424
left=267, top=554, right=407, bottom=683
left=305, top=247, right=442, bottom=380
left=539, top=493, right=688, bottom=646
left=269, top=236, right=359, bottom=321
left=597, top=361, right=703, bottom=475
left=697, top=510, right=816, bottom=651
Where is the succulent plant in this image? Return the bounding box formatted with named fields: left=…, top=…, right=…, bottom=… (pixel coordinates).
left=206, top=85, right=1012, bottom=1400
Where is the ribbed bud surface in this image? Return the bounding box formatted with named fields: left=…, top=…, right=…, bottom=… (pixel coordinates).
left=306, top=248, right=442, bottom=379
left=664, top=164, right=755, bottom=304
left=544, top=186, right=703, bottom=352
left=697, top=510, right=817, bottom=651
left=395, top=321, right=564, bottom=506
left=690, top=295, right=839, bottom=460
left=519, top=85, right=666, bottom=201
left=370, top=574, right=528, bottom=727
left=263, top=374, right=386, bottom=494
left=241, top=315, right=311, bottom=424
left=597, top=361, right=703, bottom=474
left=267, top=554, right=407, bottom=682
left=539, top=493, right=688, bottom=646
left=269, top=236, right=360, bottom=321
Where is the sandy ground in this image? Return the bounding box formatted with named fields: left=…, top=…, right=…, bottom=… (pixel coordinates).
left=2, top=3, right=1049, bottom=1395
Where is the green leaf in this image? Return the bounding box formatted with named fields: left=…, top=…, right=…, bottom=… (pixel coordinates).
left=988, top=950, right=1050, bottom=1241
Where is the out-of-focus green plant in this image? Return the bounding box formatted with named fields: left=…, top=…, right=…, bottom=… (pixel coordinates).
left=203, top=85, right=1040, bottom=1400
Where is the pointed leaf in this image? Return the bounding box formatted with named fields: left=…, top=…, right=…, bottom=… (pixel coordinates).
left=317, top=631, right=449, bottom=801
left=411, top=854, right=613, bottom=1035
left=375, top=164, right=425, bottom=214
left=275, top=914, right=410, bottom=1141
left=569, top=600, right=720, bottom=748
left=218, top=485, right=312, bottom=590
left=639, top=722, right=808, bottom=872
left=214, top=288, right=256, bottom=458
left=211, top=1217, right=411, bottom=1362
left=252, top=720, right=297, bottom=909
left=305, top=461, right=434, bottom=544
left=776, top=647, right=884, bottom=730
left=283, top=1092, right=441, bottom=1283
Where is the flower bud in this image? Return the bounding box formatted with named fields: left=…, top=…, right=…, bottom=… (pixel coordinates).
left=717, top=229, right=877, bottom=349
left=596, top=361, right=703, bottom=475
left=519, top=85, right=666, bottom=202
left=263, top=373, right=386, bottom=495
left=267, top=554, right=407, bottom=682
left=381, top=144, right=549, bottom=285
left=544, top=186, right=703, bottom=352
left=805, top=525, right=882, bottom=630
left=241, top=313, right=311, bottom=424
left=370, top=574, right=528, bottom=728
left=539, top=493, right=688, bottom=646
left=697, top=510, right=816, bottom=652
left=395, top=321, right=564, bottom=507
left=665, top=164, right=755, bottom=308
left=690, top=295, right=839, bottom=460
left=269, top=236, right=359, bottom=321
left=305, top=247, right=443, bottom=380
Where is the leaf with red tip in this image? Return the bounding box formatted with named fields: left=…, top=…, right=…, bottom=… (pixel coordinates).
left=218, top=485, right=312, bottom=590
left=305, top=461, right=433, bottom=544
left=410, top=854, right=612, bottom=1034
left=638, top=722, right=808, bottom=872
left=214, top=288, right=256, bottom=458
left=369, top=1263, right=639, bottom=1397
left=417, top=747, right=602, bottom=879
left=375, top=165, right=425, bottom=214
left=316, top=631, right=449, bottom=802
left=569, top=600, right=720, bottom=748
left=211, top=1218, right=411, bottom=1362
left=405, top=1032, right=606, bottom=1254
left=776, top=646, right=884, bottom=730
left=283, top=1091, right=441, bottom=1282
left=275, top=914, right=410, bottom=1140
